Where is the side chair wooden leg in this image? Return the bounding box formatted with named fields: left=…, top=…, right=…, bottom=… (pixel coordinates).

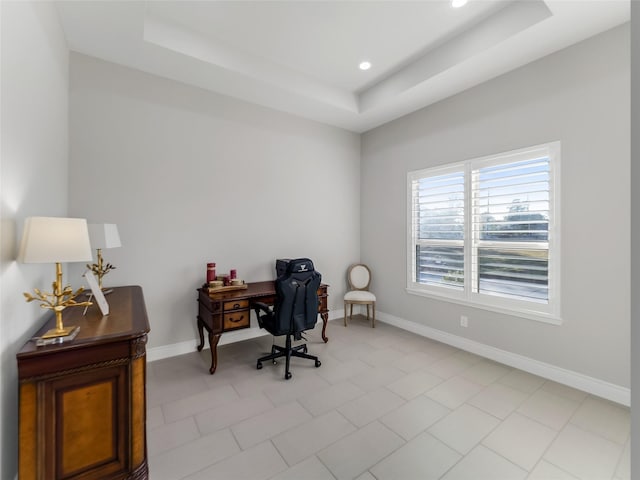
left=344, top=303, right=347, bottom=326
left=372, top=303, right=376, bottom=328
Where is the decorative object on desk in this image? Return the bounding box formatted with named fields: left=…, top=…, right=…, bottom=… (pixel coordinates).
left=230, top=278, right=244, bottom=286
left=207, top=262, right=216, bottom=283
left=218, top=274, right=230, bottom=286
left=87, top=223, right=121, bottom=291
left=230, top=269, right=237, bottom=279
left=19, top=217, right=94, bottom=338
left=207, top=283, right=248, bottom=294
left=209, top=280, right=223, bottom=288
left=83, top=270, right=110, bottom=315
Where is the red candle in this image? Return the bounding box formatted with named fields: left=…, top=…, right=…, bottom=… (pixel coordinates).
left=206, top=263, right=216, bottom=283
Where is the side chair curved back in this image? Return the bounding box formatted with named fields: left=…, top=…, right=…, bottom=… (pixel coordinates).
left=343, top=264, right=376, bottom=328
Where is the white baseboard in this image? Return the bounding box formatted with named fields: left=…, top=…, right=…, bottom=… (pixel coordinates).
left=376, top=310, right=630, bottom=406
left=147, top=310, right=342, bottom=363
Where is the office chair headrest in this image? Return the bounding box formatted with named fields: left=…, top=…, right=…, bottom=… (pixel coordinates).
left=286, top=258, right=315, bottom=274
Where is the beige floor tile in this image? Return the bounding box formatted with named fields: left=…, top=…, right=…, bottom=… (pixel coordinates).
left=468, top=383, right=528, bottom=419
left=459, top=360, right=512, bottom=386
left=371, top=432, right=461, bottom=480
left=261, top=372, right=330, bottom=406
left=541, top=381, right=589, bottom=403
left=195, top=393, right=273, bottom=435
left=359, top=347, right=406, bottom=367
left=349, top=365, right=406, bottom=391
left=614, top=438, right=630, bottom=480
left=148, top=416, right=200, bottom=457
left=544, top=424, right=624, bottom=480
left=161, top=384, right=239, bottom=423
left=428, top=404, right=500, bottom=455
left=354, top=472, right=377, bottom=480
left=441, top=445, right=527, bottom=480
left=482, top=412, right=557, bottom=471
left=527, top=460, right=579, bottom=479
left=569, top=396, right=630, bottom=444
left=147, top=405, right=164, bottom=430
left=425, top=375, right=483, bottom=409
left=231, top=401, right=312, bottom=449
left=317, top=421, right=405, bottom=480
left=182, top=441, right=288, bottom=480
left=269, top=456, right=336, bottom=480
left=146, top=375, right=210, bottom=409
left=298, top=381, right=365, bottom=416
left=315, top=357, right=372, bottom=384
left=425, top=354, right=477, bottom=379
left=498, top=369, right=546, bottom=394
left=387, top=370, right=443, bottom=400
left=148, top=428, right=240, bottom=480
left=517, top=389, right=580, bottom=430
left=381, top=396, right=450, bottom=441
left=338, top=387, right=406, bottom=427
left=392, top=350, right=441, bottom=372
left=272, top=410, right=357, bottom=466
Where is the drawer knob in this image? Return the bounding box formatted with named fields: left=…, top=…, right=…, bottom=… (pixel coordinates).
left=233, top=303, right=241, bottom=309
left=230, top=315, right=244, bottom=323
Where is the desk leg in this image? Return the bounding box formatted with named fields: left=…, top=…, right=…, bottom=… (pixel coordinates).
left=209, top=333, right=221, bottom=374
left=320, top=312, right=329, bottom=343
left=196, top=316, right=205, bottom=352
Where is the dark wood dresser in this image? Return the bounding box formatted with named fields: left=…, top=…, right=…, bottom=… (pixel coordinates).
left=17, top=285, right=150, bottom=480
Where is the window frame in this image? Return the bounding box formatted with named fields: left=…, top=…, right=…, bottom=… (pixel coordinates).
left=407, top=142, right=561, bottom=324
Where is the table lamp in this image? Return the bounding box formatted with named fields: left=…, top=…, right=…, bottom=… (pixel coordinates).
left=87, top=223, right=121, bottom=290
left=19, top=217, right=94, bottom=338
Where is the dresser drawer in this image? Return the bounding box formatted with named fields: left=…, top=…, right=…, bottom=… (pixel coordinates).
left=223, top=311, right=249, bottom=330
left=223, top=299, right=249, bottom=311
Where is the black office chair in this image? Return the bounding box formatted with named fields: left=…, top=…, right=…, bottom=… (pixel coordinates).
left=253, top=258, right=322, bottom=380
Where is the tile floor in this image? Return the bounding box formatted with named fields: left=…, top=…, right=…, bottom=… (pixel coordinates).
left=146, top=317, right=630, bottom=480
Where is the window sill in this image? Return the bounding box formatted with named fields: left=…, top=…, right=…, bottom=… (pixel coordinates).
left=405, top=287, right=562, bottom=325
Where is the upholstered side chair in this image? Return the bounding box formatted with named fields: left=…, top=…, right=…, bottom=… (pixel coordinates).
left=343, top=264, right=376, bottom=328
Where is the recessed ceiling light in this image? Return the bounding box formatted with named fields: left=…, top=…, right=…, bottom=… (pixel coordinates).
left=451, top=0, right=468, bottom=7
left=359, top=61, right=372, bottom=71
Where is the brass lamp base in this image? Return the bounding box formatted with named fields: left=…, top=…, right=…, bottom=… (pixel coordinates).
left=41, top=325, right=78, bottom=339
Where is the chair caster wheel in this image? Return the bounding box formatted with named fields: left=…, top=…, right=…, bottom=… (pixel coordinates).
left=315, top=360, right=321, bottom=368
left=272, top=360, right=278, bottom=365
left=257, top=362, right=262, bottom=370
left=285, top=372, right=292, bottom=380
left=303, top=345, right=308, bottom=353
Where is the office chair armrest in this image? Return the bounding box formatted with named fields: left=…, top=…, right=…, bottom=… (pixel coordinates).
left=252, top=302, right=272, bottom=315
left=252, top=302, right=273, bottom=329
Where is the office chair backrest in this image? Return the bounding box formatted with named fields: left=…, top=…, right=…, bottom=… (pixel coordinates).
left=273, top=258, right=321, bottom=336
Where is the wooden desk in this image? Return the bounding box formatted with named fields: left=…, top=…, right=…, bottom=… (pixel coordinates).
left=17, top=286, right=150, bottom=480
left=196, top=281, right=329, bottom=374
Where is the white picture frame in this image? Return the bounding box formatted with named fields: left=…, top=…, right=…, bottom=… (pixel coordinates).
left=83, top=270, right=109, bottom=316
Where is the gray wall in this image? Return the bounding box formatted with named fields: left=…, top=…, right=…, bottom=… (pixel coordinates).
left=361, top=25, right=630, bottom=388
left=0, top=2, right=70, bottom=478
left=630, top=3, right=639, bottom=472
left=67, top=54, right=361, bottom=349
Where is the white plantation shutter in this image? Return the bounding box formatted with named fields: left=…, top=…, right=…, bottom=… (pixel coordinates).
left=407, top=142, right=560, bottom=322
left=471, top=156, right=551, bottom=303
left=410, top=168, right=465, bottom=290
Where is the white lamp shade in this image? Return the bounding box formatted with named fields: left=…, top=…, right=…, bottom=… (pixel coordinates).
left=18, top=217, right=93, bottom=264
left=88, top=223, right=122, bottom=249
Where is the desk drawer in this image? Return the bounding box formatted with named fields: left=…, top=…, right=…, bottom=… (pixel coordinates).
left=223, top=300, right=249, bottom=311
left=223, top=311, right=249, bottom=330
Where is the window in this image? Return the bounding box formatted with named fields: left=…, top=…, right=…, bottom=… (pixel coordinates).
left=408, top=142, right=560, bottom=322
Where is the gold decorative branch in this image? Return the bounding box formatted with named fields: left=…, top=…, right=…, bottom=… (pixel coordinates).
left=87, top=248, right=116, bottom=289
left=23, top=263, right=93, bottom=337
left=23, top=283, right=92, bottom=311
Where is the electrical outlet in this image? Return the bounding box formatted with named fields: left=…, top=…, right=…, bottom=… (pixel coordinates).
left=460, top=315, right=468, bottom=327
